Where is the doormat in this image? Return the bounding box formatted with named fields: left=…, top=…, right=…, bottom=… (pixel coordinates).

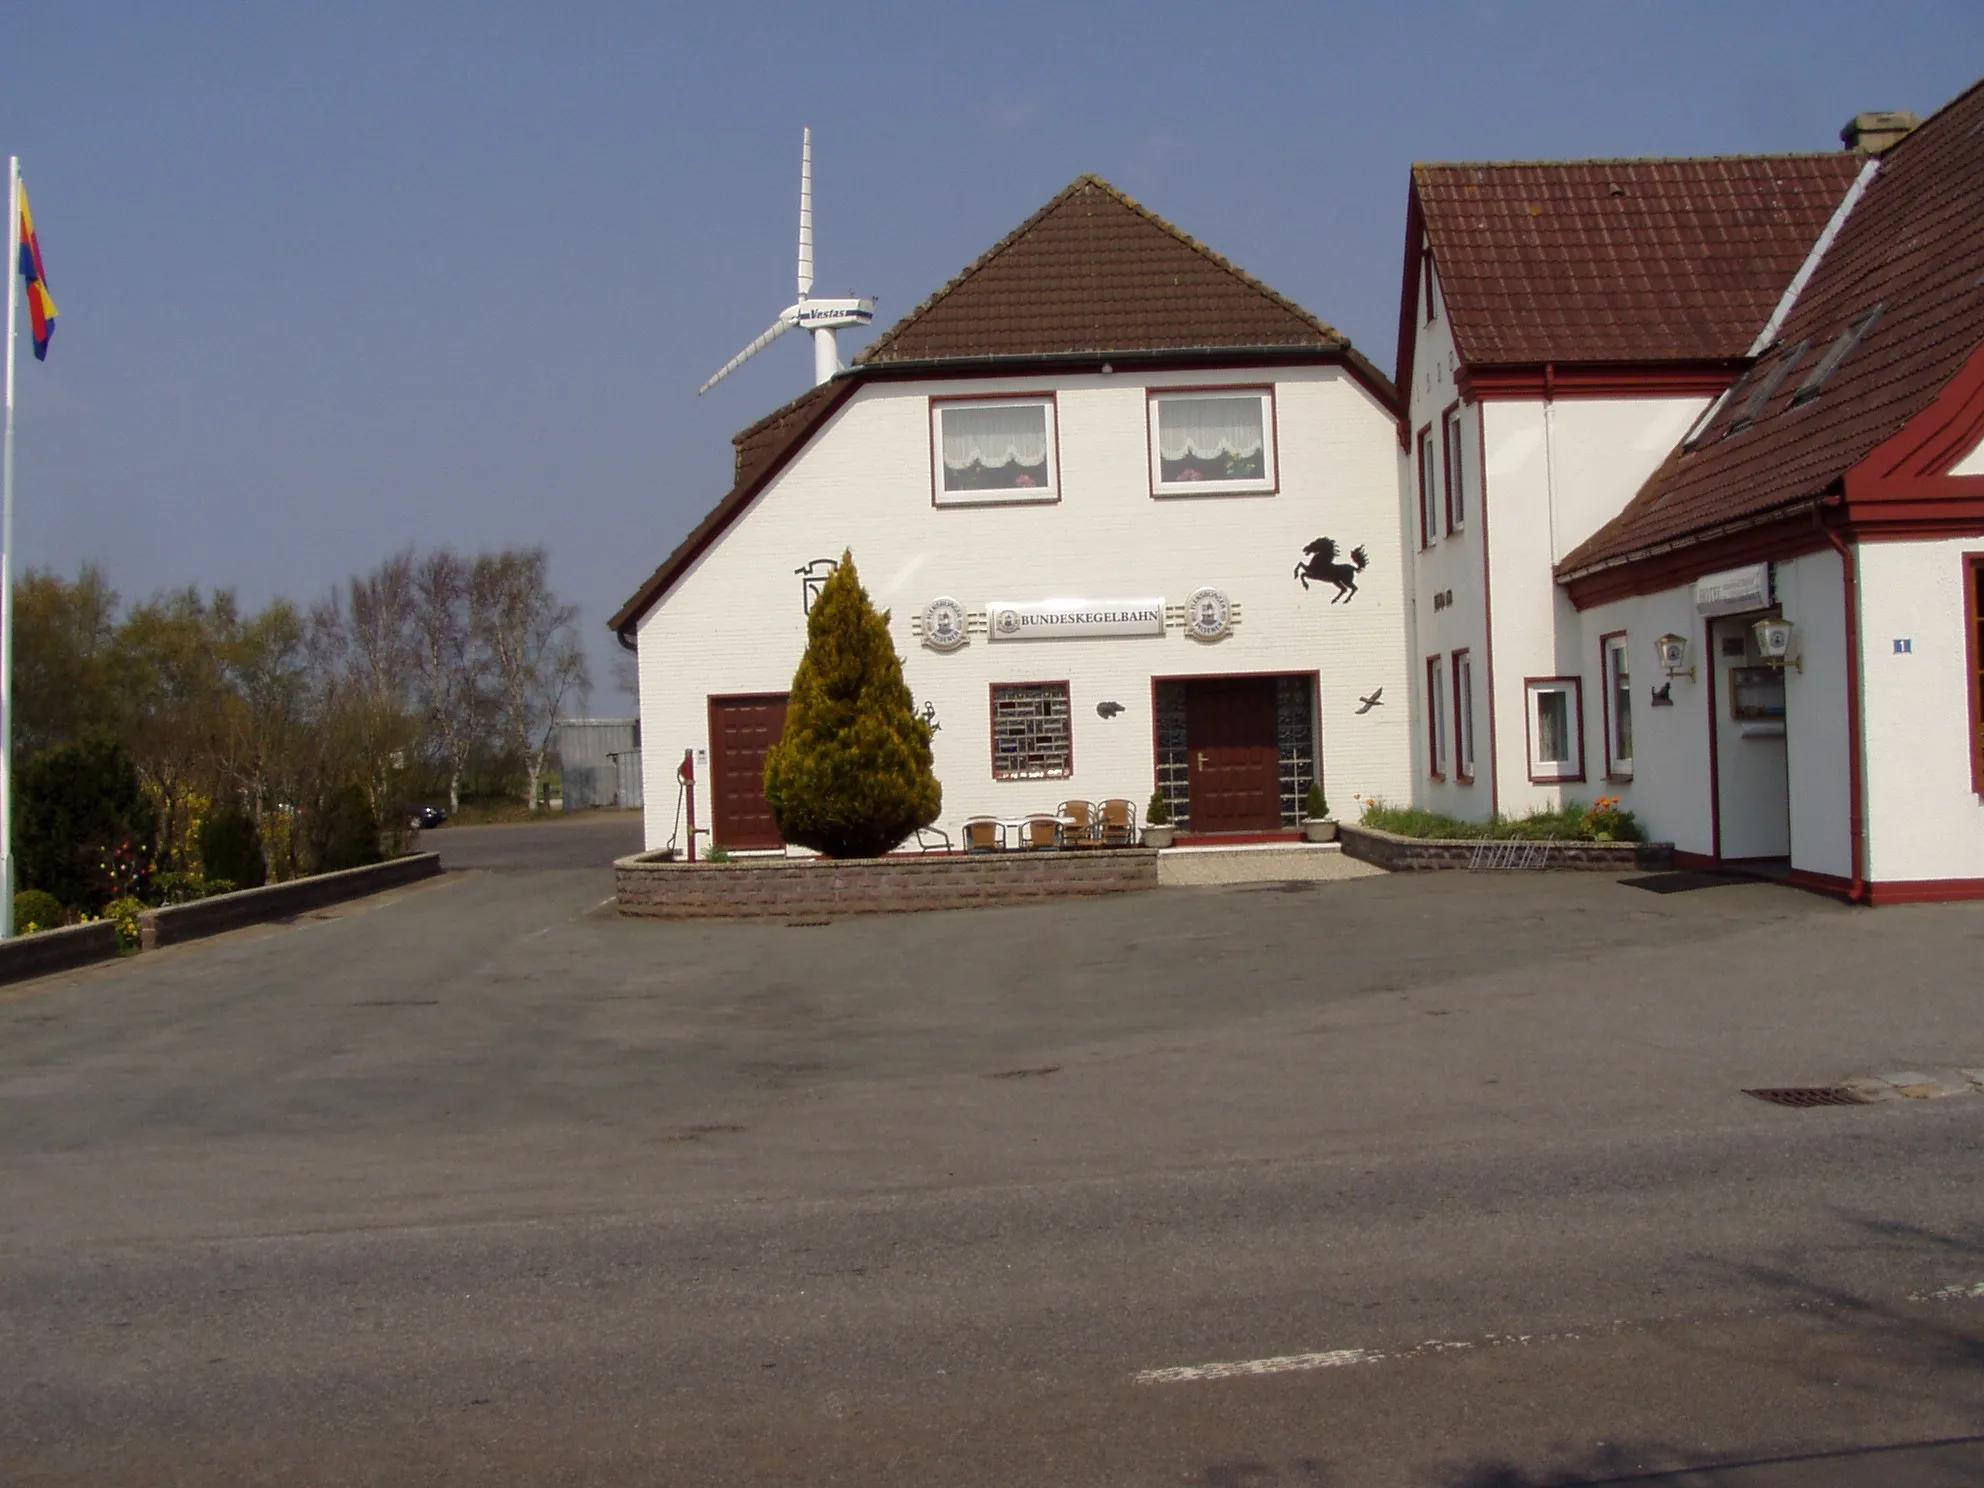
left=1620, top=870, right=1749, bottom=894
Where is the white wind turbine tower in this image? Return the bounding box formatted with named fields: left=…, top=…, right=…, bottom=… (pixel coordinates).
left=699, top=128, right=875, bottom=393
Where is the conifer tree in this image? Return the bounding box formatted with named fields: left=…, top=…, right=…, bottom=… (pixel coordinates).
left=764, top=552, right=941, bottom=858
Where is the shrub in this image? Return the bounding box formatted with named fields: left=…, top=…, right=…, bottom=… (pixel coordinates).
left=16, top=737, right=157, bottom=913
left=1305, top=783, right=1328, bottom=820
left=763, top=553, right=941, bottom=858
left=13, top=889, right=64, bottom=934
left=103, top=895, right=146, bottom=952
left=1145, top=790, right=1170, bottom=827
left=1359, top=797, right=1644, bottom=843
left=198, top=807, right=267, bottom=890
left=311, top=784, right=383, bottom=873
left=151, top=871, right=232, bottom=905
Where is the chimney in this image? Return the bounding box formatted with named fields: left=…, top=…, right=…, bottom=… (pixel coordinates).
left=1841, top=111, right=1919, bottom=154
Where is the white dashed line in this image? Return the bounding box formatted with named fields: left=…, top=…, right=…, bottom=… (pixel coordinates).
left=1911, top=1281, right=1984, bottom=1302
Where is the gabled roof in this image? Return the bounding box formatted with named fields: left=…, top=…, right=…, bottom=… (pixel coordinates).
left=612, top=178, right=1390, bottom=637
left=857, top=175, right=1349, bottom=363
left=1561, top=78, right=1984, bottom=578
left=1398, top=153, right=1861, bottom=386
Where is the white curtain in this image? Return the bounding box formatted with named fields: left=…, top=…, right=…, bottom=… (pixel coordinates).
left=940, top=403, right=1049, bottom=471
left=1156, top=396, right=1264, bottom=461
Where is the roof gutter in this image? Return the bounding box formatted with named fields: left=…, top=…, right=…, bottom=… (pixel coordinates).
left=1555, top=494, right=1830, bottom=585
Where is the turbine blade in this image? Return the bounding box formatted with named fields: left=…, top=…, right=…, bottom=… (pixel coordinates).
left=797, top=126, right=814, bottom=299
left=698, top=317, right=793, bottom=394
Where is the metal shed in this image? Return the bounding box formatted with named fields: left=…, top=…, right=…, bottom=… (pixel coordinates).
left=554, top=718, right=642, bottom=810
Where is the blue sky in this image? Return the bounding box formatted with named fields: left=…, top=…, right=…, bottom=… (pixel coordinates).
left=5, top=2, right=1980, bottom=703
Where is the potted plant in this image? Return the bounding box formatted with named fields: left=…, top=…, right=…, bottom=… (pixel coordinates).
left=1302, top=783, right=1337, bottom=843
left=1142, top=790, right=1176, bottom=849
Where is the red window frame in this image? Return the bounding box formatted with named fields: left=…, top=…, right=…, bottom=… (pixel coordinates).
left=1451, top=649, right=1474, bottom=784
left=1417, top=426, right=1436, bottom=548
left=1426, top=655, right=1446, bottom=780
left=1968, top=554, right=1984, bottom=795
left=1441, top=401, right=1465, bottom=534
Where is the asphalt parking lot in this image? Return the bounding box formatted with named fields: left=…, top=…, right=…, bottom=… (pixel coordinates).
left=3, top=815, right=1981, bottom=1484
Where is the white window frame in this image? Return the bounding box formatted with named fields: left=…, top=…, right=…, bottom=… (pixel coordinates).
left=1525, top=678, right=1584, bottom=783
left=1148, top=389, right=1276, bottom=496
left=1453, top=650, right=1476, bottom=782
left=1602, top=633, right=1634, bottom=779
left=1443, top=404, right=1467, bottom=533
left=932, top=396, right=1058, bottom=506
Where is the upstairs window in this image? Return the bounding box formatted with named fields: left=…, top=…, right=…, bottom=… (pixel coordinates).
left=1442, top=404, right=1467, bottom=532
left=934, top=398, right=1057, bottom=504
left=1792, top=306, right=1883, bottom=408
left=1149, top=390, right=1275, bottom=495
left=1417, top=426, right=1438, bottom=547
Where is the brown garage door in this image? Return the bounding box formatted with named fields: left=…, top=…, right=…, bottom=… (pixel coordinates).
left=708, top=694, right=789, bottom=850
left=1185, top=676, right=1283, bottom=834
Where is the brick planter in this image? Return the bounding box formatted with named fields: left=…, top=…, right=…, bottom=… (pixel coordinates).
left=1337, top=823, right=1672, bottom=873
left=0, top=919, right=121, bottom=987
left=615, top=848, right=1159, bottom=919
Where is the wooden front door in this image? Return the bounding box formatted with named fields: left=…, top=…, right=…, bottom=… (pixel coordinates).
left=708, top=694, right=789, bottom=850
left=1184, top=677, right=1283, bottom=833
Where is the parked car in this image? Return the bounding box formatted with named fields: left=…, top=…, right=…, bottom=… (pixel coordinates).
left=409, top=805, right=448, bottom=830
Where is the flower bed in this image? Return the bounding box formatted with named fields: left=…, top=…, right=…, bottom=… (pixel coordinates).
left=615, top=848, right=1158, bottom=919
left=1338, top=823, right=1671, bottom=873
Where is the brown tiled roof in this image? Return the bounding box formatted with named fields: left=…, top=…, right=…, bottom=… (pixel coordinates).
left=1412, top=153, right=1861, bottom=370
left=613, top=176, right=1387, bottom=636
left=856, top=175, right=1348, bottom=363
left=1561, top=79, right=1984, bottom=576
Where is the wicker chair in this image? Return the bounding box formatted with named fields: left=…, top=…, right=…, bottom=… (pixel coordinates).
left=1019, top=814, right=1062, bottom=850
left=1097, top=797, right=1138, bottom=846
left=1057, top=799, right=1098, bottom=847
left=962, top=817, right=1006, bottom=853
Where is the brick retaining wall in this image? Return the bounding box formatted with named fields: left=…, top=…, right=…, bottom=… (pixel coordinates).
left=1338, top=823, right=1671, bottom=872
left=0, top=919, right=121, bottom=987
left=615, top=848, right=1159, bottom=919
left=142, top=853, right=443, bottom=947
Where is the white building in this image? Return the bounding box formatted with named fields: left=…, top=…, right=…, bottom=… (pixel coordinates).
left=1401, top=86, right=1984, bottom=903
left=612, top=178, right=1412, bottom=852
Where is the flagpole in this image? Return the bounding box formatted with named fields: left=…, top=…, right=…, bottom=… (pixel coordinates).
left=1, top=156, right=19, bottom=938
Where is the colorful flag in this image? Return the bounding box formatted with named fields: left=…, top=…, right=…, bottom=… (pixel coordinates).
left=18, top=183, right=56, bottom=361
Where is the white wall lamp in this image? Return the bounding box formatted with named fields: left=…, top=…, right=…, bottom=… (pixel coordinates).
left=1753, top=616, right=1802, bottom=672
left=1654, top=633, right=1696, bottom=681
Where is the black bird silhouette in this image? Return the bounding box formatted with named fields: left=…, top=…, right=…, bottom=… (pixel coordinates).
left=1096, top=701, right=1126, bottom=719
left=1355, top=688, right=1384, bottom=714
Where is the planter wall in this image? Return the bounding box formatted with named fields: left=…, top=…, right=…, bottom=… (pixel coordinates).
left=0, top=919, right=121, bottom=987
left=616, top=848, right=1159, bottom=919
left=1337, top=823, right=1672, bottom=873
left=142, top=853, right=443, bottom=947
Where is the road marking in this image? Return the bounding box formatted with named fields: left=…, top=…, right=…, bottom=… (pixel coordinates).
left=1135, top=1349, right=1377, bottom=1384
left=1911, top=1281, right=1984, bottom=1301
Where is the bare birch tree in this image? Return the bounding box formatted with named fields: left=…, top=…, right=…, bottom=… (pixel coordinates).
left=471, top=547, right=590, bottom=811
left=407, top=550, right=484, bottom=813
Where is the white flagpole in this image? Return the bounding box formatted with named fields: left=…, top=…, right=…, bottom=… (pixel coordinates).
left=2, top=156, right=19, bottom=937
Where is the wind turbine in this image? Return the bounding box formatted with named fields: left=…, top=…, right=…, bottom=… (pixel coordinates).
left=699, top=128, right=875, bottom=394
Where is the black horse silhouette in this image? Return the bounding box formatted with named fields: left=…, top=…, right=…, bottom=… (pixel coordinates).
left=1294, top=537, right=1369, bottom=602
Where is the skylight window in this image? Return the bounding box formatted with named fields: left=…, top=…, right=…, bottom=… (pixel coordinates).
left=1791, top=305, right=1883, bottom=408
left=1726, top=340, right=1808, bottom=433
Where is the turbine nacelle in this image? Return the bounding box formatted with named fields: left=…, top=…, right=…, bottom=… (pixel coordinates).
left=698, top=127, right=877, bottom=396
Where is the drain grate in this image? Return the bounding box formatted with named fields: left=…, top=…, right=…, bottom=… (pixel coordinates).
left=1743, top=1086, right=1870, bottom=1107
